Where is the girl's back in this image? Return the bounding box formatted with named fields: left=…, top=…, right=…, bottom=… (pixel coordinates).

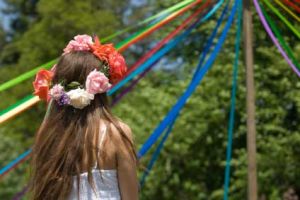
left=69, top=121, right=137, bottom=200
left=30, top=35, right=139, bottom=200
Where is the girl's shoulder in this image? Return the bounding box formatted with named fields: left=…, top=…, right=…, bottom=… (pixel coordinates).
left=106, top=119, right=133, bottom=142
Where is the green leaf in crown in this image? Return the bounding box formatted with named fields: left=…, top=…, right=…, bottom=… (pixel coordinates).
left=99, top=63, right=110, bottom=78
left=66, top=81, right=82, bottom=90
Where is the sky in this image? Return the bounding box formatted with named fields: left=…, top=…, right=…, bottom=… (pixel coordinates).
left=132, top=0, right=147, bottom=6
left=0, top=0, right=10, bottom=31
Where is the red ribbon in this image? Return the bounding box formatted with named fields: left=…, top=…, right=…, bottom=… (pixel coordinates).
left=118, top=0, right=204, bottom=52
left=125, top=0, right=212, bottom=76
left=112, top=1, right=212, bottom=103
left=283, top=0, right=300, bottom=12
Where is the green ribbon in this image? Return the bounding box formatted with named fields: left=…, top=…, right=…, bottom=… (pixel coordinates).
left=0, top=94, right=35, bottom=116
left=0, top=1, right=196, bottom=118
left=0, top=60, right=58, bottom=93
left=0, top=0, right=195, bottom=93
left=103, top=0, right=195, bottom=42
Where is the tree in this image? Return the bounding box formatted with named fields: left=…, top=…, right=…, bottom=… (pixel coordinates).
left=0, top=0, right=127, bottom=198
left=0, top=1, right=299, bottom=199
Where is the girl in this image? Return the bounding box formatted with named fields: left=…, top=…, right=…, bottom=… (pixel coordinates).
left=30, top=35, right=139, bottom=200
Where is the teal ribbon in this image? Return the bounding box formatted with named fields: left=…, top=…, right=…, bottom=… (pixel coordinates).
left=223, top=1, right=242, bottom=199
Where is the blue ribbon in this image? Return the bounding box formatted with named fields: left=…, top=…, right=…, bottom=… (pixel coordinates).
left=138, top=0, right=239, bottom=158
left=0, top=8, right=200, bottom=179
left=0, top=0, right=227, bottom=178
left=192, top=0, right=230, bottom=81
left=139, top=0, right=229, bottom=185
left=0, top=4, right=204, bottom=177
left=109, top=0, right=226, bottom=95
left=108, top=17, right=199, bottom=95
left=0, top=149, right=31, bottom=176
left=202, top=0, right=225, bottom=21
left=140, top=114, right=178, bottom=187
left=223, top=1, right=242, bottom=199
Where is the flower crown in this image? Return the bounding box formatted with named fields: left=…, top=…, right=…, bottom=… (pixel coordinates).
left=33, top=34, right=127, bottom=109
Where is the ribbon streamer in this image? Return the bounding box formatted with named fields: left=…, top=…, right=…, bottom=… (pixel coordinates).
left=262, top=0, right=300, bottom=39
left=138, top=0, right=239, bottom=158
left=275, top=0, right=300, bottom=22
left=192, top=0, right=230, bottom=81
left=11, top=186, right=29, bottom=200
left=113, top=0, right=225, bottom=106
left=0, top=0, right=222, bottom=181
left=124, top=0, right=211, bottom=76
left=117, top=0, right=204, bottom=52
left=261, top=5, right=300, bottom=70
left=0, top=1, right=203, bottom=124
left=0, top=96, right=39, bottom=124
left=223, top=1, right=242, bottom=199
left=0, top=149, right=31, bottom=177
left=0, top=0, right=196, bottom=93
left=282, top=0, right=300, bottom=13
left=254, top=0, right=300, bottom=77
left=140, top=0, right=229, bottom=186
left=140, top=115, right=178, bottom=187
left=103, top=0, right=196, bottom=42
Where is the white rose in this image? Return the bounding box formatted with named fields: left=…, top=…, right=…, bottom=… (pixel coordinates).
left=66, top=88, right=94, bottom=109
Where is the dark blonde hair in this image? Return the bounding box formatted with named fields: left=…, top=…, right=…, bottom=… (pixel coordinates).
left=29, top=51, right=136, bottom=200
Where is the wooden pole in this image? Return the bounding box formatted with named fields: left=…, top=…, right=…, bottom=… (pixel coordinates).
left=243, top=0, right=258, bottom=200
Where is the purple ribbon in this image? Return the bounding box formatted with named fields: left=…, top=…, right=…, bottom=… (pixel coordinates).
left=111, top=61, right=158, bottom=106
left=11, top=186, right=28, bottom=200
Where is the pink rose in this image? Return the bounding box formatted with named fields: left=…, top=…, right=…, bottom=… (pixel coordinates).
left=49, top=84, right=64, bottom=100
left=86, top=69, right=111, bottom=94
left=63, top=35, right=93, bottom=54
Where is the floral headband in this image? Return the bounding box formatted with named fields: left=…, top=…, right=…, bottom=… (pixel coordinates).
left=33, top=34, right=127, bottom=109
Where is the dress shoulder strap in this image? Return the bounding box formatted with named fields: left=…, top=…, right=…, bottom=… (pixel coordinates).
left=99, top=124, right=107, bottom=149
left=94, top=124, right=107, bottom=169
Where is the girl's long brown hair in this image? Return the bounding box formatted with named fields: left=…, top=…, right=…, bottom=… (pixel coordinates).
left=29, top=51, right=136, bottom=200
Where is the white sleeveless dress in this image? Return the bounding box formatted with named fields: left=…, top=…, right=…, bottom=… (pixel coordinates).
left=68, top=125, right=121, bottom=200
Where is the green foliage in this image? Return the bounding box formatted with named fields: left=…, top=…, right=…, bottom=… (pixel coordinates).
left=0, top=133, right=29, bottom=199
left=0, top=1, right=299, bottom=199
